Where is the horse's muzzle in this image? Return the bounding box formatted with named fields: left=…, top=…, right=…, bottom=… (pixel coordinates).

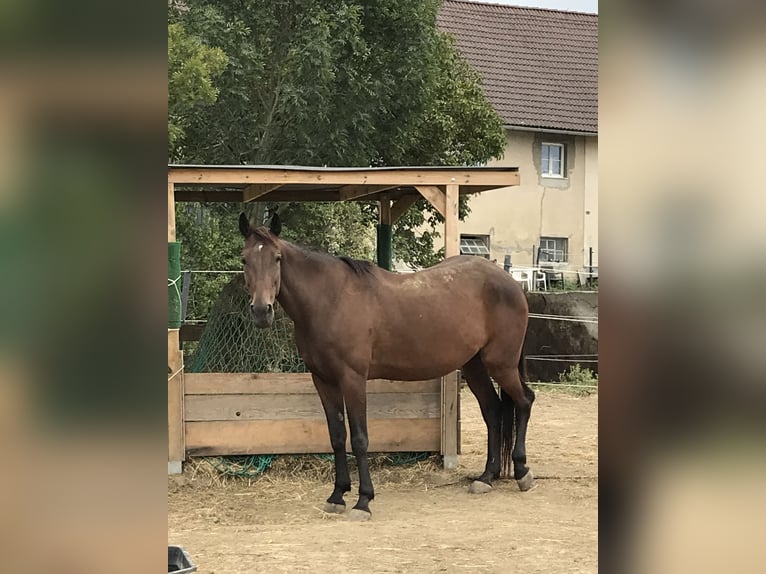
left=250, top=303, right=274, bottom=328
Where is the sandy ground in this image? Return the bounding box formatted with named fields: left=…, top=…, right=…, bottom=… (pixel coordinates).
left=168, top=388, right=597, bottom=573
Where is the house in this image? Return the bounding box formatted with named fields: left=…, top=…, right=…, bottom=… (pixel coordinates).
left=437, top=1, right=598, bottom=274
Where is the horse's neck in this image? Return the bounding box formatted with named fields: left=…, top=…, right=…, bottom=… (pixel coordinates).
left=276, top=242, right=339, bottom=327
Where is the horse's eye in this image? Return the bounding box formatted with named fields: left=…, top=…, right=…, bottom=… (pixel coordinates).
left=275, top=254, right=282, bottom=262
left=241, top=258, right=246, bottom=265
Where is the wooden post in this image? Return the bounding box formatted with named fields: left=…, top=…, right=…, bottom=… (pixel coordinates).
left=168, top=329, right=185, bottom=474
left=377, top=196, right=393, bottom=270
left=440, top=184, right=460, bottom=468
left=441, top=370, right=459, bottom=469
left=444, top=184, right=459, bottom=258
left=168, top=181, right=185, bottom=474
left=168, top=181, right=176, bottom=243
left=379, top=195, right=392, bottom=225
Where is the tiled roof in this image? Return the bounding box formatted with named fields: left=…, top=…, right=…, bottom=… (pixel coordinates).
left=437, top=1, right=598, bottom=133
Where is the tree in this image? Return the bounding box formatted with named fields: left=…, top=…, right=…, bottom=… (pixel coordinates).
left=169, top=0, right=505, bottom=269
left=168, top=22, right=228, bottom=159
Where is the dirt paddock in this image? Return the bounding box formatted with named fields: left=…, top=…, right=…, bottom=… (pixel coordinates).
left=168, top=388, right=597, bottom=573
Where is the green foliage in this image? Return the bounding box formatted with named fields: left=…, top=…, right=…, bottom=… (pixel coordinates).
left=276, top=201, right=376, bottom=259
left=168, top=23, right=228, bottom=158
left=176, top=203, right=241, bottom=321
left=558, top=364, right=599, bottom=386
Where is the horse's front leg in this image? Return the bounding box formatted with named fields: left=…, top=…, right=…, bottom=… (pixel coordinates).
left=312, top=374, right=351, bottom=513
left=341, top=375, right=374, bottom=521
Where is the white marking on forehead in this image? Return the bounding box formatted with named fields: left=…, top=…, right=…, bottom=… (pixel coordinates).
left=258, top=244, right=264, bottom=252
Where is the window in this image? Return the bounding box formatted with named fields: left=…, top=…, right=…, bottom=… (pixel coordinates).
left=541, top=143, right=565, bottom=177
left=460, top=235, right=490, bottom=258
left=539, top=237, right=568, bottom=263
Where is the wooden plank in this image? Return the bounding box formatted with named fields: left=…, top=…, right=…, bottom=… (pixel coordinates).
left=185, top=392, right=440, bottom=422
left=440, top=370, right=459, bottom=469
left=243, top=183, right=283, bottom=202
left=167, top=182, right=176, bottom=242
left=252, top=189, right=340, bottom=202
left=444, top=184, right=460, bottom=258
left=175, top=190, right=248, bottom=202
left=390, top=194, right=419, bottom=223
left=184, top=372, right=440, bottom=395
left=379, top=196, right=392, bottom=225
left=185, top=418, right=441, bottom=455
left=415, top=185, right=446, bottom=218
left=168, top=329, right=185, bottom=463
left=339, top=184, right=397, bottom=201
left=168, top=167, right=520, bottom=187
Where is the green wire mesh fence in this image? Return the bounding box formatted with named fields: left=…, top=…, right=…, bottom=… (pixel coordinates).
left=186, top=273, right=306, bottom=374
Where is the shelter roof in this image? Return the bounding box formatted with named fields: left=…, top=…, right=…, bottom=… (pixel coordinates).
left=169, top=164, right=520, bottom=203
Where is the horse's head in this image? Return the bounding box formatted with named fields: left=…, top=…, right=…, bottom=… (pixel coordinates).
left=239, top=212, right=283, bottom=328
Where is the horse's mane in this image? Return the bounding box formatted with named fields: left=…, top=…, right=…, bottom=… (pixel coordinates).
left=337, top=256, right=374, bottom=275
left=295, top=243, right=374, bottom=276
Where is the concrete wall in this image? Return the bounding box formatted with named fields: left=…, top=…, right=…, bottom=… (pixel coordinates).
left=460, top=129, right=598, bottom=271
left=524, top=291, right=598, bottom=382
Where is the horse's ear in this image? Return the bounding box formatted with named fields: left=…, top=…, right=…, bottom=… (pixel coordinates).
left=239, top=213, right=251, bottom=237
left=269, top=212, right=282, bottom=237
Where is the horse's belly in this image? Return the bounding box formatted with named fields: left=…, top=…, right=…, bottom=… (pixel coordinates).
left=368, top=321, right=483, bottom=381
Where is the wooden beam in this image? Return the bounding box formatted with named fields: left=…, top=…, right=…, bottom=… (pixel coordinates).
left=339, top=184, right=397, bottom=201
left=415, top=185, right=446, bottom=218
left=444, top=184, right=460, bottom=258
left=184, top=372, right=440, bottom=395
left=250, top=189, right=341, bottom=202
left=185, top=392, right=440, bottom=422
left=185, top=418, right=441, bottom=455
left=243, top=183, right=283, bottom=202
left=168, top=329, right=185, bottom=469
left=174, top=190, right=244, bottom=202
left=379, top=196, right=392, bottom=225
left=167, top=182, right=176, bottom=242
left=168, top=166, right=520, bottom=187
left=390, top=195, right=419, bottom=223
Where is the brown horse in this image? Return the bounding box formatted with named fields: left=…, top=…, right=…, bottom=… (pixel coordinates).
left=239, top=213, right=535, bottom=521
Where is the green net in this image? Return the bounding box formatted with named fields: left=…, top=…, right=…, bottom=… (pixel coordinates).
left=206, top=455, right=276, bottom=478
left=168, top=242, right=182, bottom=328
left=187, top=274, right=306, bottom=374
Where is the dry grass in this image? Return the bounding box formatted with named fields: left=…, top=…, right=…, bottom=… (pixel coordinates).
left=178, top=453, right=455, bottom=496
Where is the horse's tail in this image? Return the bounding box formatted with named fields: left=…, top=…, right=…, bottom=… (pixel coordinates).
left=499, top=387, right=515, bottom=479
left=499, top=337, right=530, bottom=479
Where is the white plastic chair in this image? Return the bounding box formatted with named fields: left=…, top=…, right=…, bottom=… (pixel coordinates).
left=510, top=269, right=533, bottom=290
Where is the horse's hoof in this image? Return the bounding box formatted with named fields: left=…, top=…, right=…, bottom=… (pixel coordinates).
left=322, top=502, right=346, bottom=514
left=347, top=508, right=372, bottom=522
left=468, top=480, right=492, bottom=494
left=516, top=470, right=537, bottom=492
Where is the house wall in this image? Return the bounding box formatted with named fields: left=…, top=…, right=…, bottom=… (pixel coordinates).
left=459, top=129, right=598, bottom=271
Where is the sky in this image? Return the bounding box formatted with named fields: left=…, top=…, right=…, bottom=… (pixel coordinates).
left=472, top=0, right=598, bottom=14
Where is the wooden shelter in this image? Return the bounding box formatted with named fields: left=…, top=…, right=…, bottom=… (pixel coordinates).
left=167, top=164, right=520, bottom=473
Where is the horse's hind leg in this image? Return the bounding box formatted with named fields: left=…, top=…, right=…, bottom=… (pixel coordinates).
left=462, top=354, right=502, bottom=493
left=311, top=374, right=351, bottom=513
left=484, top=359, right=536, bottom=492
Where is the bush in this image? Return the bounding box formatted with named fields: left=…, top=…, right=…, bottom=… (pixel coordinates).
left=557, top=364, right=598, bottom=394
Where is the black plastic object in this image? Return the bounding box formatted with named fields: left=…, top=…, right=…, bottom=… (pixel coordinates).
left=168, top=546, right=197, bottom=573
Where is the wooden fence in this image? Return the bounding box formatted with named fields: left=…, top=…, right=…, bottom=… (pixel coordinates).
left=169, top=367, right=460, bottom=469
